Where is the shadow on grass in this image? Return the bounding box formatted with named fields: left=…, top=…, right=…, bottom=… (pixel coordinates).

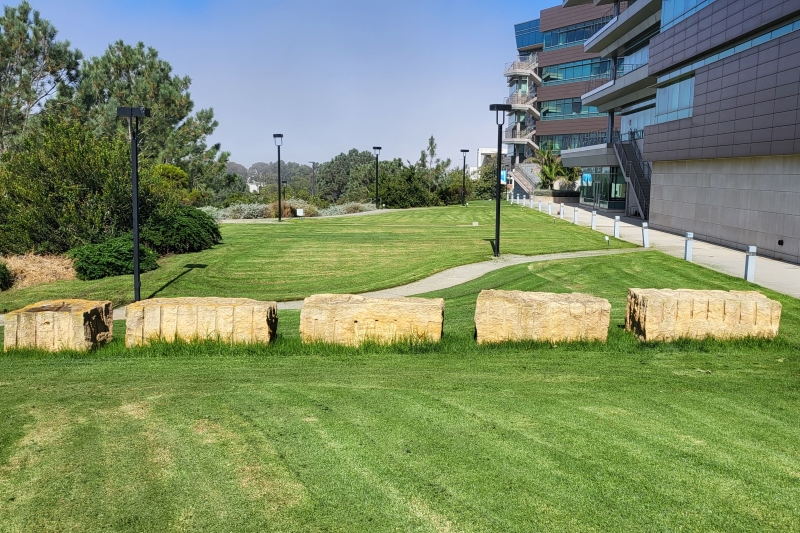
left=147, top=264, right=208, bottom=299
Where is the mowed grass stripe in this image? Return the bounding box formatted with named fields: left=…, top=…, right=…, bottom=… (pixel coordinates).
left=0, top=202, right=633, bottom=312
left=1, top=250, right=799, bottom=530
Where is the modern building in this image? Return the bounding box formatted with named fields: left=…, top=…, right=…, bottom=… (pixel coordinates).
left=558, top=0, right=800, bottom=264
left=504, top=5, right=624, bottom=196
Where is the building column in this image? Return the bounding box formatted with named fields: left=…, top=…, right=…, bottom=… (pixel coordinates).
left=607, top=110, right=615, bottom=145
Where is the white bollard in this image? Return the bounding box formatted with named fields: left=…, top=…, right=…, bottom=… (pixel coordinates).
left=538, top=201, right=542, bottom=212
left=642, top=222, right=650, bottom=248
left=548, top=203, right=552, bottom=216
left=573, top=207, right=578, bottom=224
left=745, top=246, right=757, bottom=282
left=560, top=203, right=565, bottom=219
left=613, top=216, right=621, bottom=238
left=684, top=232, right=694, bottom=262
left=591, top=211, right=597, bottom=230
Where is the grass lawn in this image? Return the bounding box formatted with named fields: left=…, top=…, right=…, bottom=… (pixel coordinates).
left=1, top=251, right=799, bottom=532
left=0, top=202, right=633, bottom=313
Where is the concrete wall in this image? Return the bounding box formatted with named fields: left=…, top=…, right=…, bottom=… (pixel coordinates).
left=649, top=155, right=800, bottom=263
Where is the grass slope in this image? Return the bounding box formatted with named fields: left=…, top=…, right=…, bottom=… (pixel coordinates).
left=1, top=252, right=799, bottom=532
left=0, top=202, right=632, bottom=313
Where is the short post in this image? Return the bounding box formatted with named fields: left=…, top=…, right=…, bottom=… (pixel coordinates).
left=573, top=208, right=578, bottom=224
left=591, top=211, right=597, bottom=230
left=548, top=203, right=552, bottom=216
left=515, top=194, right=518, bottom=204
left=613, top=216, right=621, bottom=238
left=538, top=200, right=542, bottom=212
left=642, top=222, right=650, bottom=248
left=560, top=203, right=565, bottom=220
left=745, top=246, right=757, bottom=282
left=684, top=232, right=694, bottom=262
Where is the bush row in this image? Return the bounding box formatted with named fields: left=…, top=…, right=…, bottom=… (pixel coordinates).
left=0, top=261, right=13, bottom=291
left=199, top=200, right=375, bottom=220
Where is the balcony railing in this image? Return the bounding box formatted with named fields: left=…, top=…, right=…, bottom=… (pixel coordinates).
left=504, top=53, right=538, bottom=75
left=585, top=63, right=647, bottom=94
left=504, top=124, right=536, bottom=141
left=505, top=91, right=537, bottom=108
left=587, top=1, right=632, bottom=42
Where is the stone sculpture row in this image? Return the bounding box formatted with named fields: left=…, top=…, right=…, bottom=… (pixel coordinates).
left=3, top=289, right=783, bottom=352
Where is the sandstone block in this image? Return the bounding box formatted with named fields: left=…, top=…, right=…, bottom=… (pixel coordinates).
left=474, top=290, right=611, bottom=344
left=299, top=294, right=444, bottom=346
left=626, top=289, right=782, bottom=342
left=3, top=299, right=113, bottom=352
left=126, top=297, right=277, bottom=347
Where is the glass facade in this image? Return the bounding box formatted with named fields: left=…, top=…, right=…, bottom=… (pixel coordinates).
left=515, top=19, right=543, bottom=50
left=661, top=0, right=716, bottom=32
left=579, top=166, right=626, bottom=211
left=508, top=78, right=529, bottom=96
left=541, top=98, right=602, bottom=121
left=542, top=18, right=610, bottom=51
left=539, top=132, right=607, bottom=154
left=620, top=98, right=656, bottom=140
left=655, top=76, right=695, bottom=123
left=542, top=58, right=611, bottom=85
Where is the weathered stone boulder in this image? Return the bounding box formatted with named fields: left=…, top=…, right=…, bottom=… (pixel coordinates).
left=126, top=297, right=277, bottom=347
left=626, top=289, right=782, bottom=342
left=3, top=299, right=113, bottom=352
left=474, top=290, right=611, bottom=344
left=299, top=294, right=445, bottom=346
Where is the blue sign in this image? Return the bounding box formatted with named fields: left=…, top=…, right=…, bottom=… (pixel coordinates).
left=500, top=170, right=507, bottom=185
left=582, top=173, right=593, bottom=186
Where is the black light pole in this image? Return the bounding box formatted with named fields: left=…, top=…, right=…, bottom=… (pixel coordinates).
left=489, top=104, right=512, bottom=257
left=274, top=134, right=283, bottom=221
left=460, top=149, right=469, bottom=206
left=373, top=147, right=381, bottom=207
left=117, top=106, right=151, bottom=302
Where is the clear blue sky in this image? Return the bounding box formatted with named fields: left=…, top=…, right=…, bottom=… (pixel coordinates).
left=23, top=0, right=553, bottom=167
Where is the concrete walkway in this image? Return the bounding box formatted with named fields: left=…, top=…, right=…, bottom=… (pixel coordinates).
left=524, top=201, right=800, bottom=299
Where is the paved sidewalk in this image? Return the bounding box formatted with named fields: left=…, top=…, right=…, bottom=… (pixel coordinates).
left=531, top=202, right=800, bottom=299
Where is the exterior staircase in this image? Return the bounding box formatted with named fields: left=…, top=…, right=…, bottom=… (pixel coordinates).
left=510, top=164, right=540, bottom=197
left=612, top=132, right=651, bottom=219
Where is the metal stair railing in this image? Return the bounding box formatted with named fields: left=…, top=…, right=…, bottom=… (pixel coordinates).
left=612, top=130, right=649, bottom=219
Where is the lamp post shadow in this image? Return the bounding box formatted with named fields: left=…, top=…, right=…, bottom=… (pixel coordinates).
left=146, top=264, right=208, bottom=300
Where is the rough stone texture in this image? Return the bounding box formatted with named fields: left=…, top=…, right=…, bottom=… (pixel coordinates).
left=126, top=297, right=277, bottom=347
left=474, top=290, right=611, bottom=344
left=626, top=289, right=782, bottom=342
left=299, top=294, right=445, bottom=346
left=3, top=299, right=113, bottom=352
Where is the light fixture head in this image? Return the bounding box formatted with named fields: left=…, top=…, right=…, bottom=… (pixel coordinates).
left=461, top=149, right=469, bottom=155
left=373, top=146, right=382, bottom=156
left=116, top=106, right=151, bottom=118
left=273, top=134, right=283, bottom=146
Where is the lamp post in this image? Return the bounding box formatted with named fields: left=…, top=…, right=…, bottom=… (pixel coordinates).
left=373, top=147, right=381, bottom=207
left=489, top=104, right=512, bottom=257
left=461, top=149, right=469, bottom=206
left=116, top=106, right=151, bottom=302
left=274, top=134, right=283, bottom=221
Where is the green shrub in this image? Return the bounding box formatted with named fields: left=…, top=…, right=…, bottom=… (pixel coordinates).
left=0, top=261, right=13, bottom=291
left=141, top=206, right=222, bottom=255
left=533, top=189, right=580, bottom=197
left=69, top=237, right=159, bottom=281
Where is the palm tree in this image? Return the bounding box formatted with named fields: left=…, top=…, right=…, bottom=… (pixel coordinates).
left=532, top=149, right=566, bottom=190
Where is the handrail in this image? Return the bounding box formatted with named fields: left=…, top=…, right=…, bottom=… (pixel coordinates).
left=504, top=91, right=537, bottom=107
left=504, top=53, right=538, bottom=74
left=503, top=124, right=536, bottom=141
left=585, top=62, right=648, bottom=94
left=586, top=1, right=631, bottom=45
left=612, top=129, right=649, bottom=219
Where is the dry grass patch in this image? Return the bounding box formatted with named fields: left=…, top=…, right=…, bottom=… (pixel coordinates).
left=2, top=253, right=76, bottom=289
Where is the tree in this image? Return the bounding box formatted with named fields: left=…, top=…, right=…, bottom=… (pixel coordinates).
left=316, top=149, right=376, bottom=202
left=473, top=156, right=498, bottom=200
left=532, top=149, right=567, bottom=190
left=69, top=40, right=228, bottom=189
left=0, top=118, right=130, bottom=254
left=0, top=1, right=82, bottom=152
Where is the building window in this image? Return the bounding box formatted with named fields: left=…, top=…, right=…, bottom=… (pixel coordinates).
left=515, top=19, right=543, bottom=49
left=580, top=166, right=626, bottom=210
left=541, top=98, right=603, bottom=120
left=620, top=98, right=656, bottom=139
left=542, top=58, right=611, bottom=86
left=661, top=0, right=716, bottom=31
left=655, top=76, right=694, bottom=124
left=542, top=18, right=611, bottom=51
left=538, top=132, right=607, bottom=154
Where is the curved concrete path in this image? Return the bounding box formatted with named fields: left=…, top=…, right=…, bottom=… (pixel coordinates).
left=275, top=247, right=645, bottom=311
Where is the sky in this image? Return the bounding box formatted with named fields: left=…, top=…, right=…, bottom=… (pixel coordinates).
left=23, top=0, right=552, bottom=168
